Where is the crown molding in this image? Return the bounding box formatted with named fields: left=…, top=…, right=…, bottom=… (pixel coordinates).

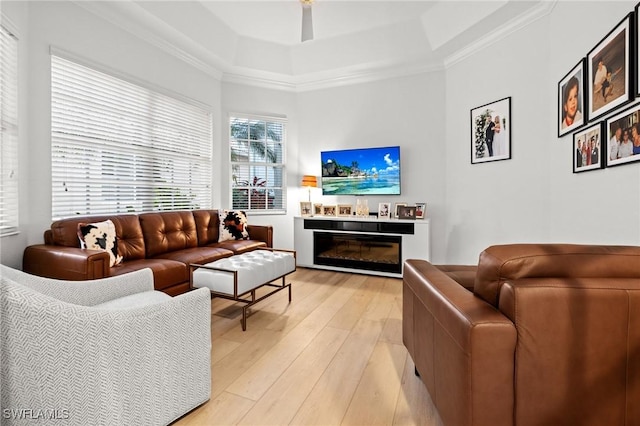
left=75, top=0, right=554, bottom=92
left=444, top=0, right=558, bottom=69
left=223, top=58, right=444, bottom=93
left=73, top=1, right=225, bottom=80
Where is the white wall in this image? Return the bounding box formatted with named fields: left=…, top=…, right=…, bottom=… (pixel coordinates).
left=0, top=1, right=223, bottom=268
left=220, top=82, right=298, bottom=250
left=444, top=1, right=640, bottom=264
left=296, top=72, right=448, bottom=262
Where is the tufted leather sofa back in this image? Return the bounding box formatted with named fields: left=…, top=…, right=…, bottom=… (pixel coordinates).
left=139, top=211, right=198, bottom=258
left=192, top=210, right=220, bottom=246
left=48, top=214, right=146, bottom=260
left=474, top=243, right=640, bottom=307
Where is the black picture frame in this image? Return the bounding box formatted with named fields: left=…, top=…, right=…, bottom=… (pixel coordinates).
left=604, top=101, right=640, bottom=167
left=636, top=3, right=640, bottom=96
left=587, top=13, right=633, bottom=121
left=470, top=96, right=512, bottom=164
left=559, top=59, right=587, bottom=137
left=573, top=122, right=605, bottom=173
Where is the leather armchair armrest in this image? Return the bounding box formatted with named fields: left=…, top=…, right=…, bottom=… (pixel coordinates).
left=403, top=259, right=517, bottom=426
left=248, top=225, right=273, bottom=247
left=23, top=245, right=110, bottom=280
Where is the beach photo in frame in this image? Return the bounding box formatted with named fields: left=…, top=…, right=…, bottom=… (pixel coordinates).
left=573, top=122, right=604, bottom=173
left=587, top=13, right=632, bottom=121
left=558, top=59, right=587, bottom=137
left=470, top=96, right=511, bottom=164
left=605, top=102, right=640, bottom=167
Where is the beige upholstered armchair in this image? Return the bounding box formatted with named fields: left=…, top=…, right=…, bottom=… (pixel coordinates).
left=1, top=265, right=211, bottom=426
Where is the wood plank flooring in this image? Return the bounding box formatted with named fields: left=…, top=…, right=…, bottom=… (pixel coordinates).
left=174, top=268, right=444, bottom=426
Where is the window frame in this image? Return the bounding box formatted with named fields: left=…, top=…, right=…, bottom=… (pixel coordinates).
left=229, top=113, right=287, bottom=214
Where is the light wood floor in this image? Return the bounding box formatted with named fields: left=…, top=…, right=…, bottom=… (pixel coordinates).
left=174, top=267, right=444, bottom=426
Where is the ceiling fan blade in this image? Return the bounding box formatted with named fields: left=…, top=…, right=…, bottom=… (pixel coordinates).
left=301, top=2, right=314, bottom=42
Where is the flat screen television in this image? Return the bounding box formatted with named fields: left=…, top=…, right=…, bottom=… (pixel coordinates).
left=321, top=146, right=401, bottom=195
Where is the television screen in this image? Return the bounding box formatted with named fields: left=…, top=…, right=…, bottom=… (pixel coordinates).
left=321, top=146, right=401, bottom=195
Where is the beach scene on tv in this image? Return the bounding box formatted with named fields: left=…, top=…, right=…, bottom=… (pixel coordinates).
left=321, top=146, right=401, bottom=195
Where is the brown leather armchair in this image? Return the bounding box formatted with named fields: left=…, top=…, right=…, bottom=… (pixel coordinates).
left=403, top=244, right=640, bottom=426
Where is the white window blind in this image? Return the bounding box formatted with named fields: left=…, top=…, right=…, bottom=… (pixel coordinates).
left=51, top=55, right=213, bottom=219
left=230, top=116, right=286, bottom=213
left=0, top=25, right=19, bottom=236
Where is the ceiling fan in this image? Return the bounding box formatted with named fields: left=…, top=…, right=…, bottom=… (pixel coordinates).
left=300, top=0, right=314, bottom=42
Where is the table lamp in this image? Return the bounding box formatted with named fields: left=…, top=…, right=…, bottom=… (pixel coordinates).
left=301, top=175, right=317, bottom=203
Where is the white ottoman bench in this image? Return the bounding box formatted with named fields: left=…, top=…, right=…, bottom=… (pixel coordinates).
left=190, top=249, right=296, bottom=330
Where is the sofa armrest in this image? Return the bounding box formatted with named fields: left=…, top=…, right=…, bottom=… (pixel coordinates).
left=2, top=279, right=211, bottom=426
left=403, top=259, right=517, bottom=426
left=248, top=224, right=273, bottom=247
left=23, top=244, right=111, bottom=280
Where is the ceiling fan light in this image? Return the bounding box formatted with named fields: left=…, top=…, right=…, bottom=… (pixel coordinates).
left=301, top=1, right=314, bottom=42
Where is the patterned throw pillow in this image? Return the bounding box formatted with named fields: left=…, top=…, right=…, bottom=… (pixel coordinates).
left=77, top=220, right=123, bottom=267
left=219, top=210, right=249, bottom=242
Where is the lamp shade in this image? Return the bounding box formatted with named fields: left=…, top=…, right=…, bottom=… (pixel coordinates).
left=301, top=175, right=317, bottom=188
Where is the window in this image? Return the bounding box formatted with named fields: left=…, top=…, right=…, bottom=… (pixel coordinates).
left=230, top=115, right=286, bottom=213
left=51, top=55, right=213, bottom=219
left=0, top=25, right=19, bottom=236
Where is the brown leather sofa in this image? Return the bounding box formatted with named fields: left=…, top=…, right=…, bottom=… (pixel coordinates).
left=23, top=210, right=272, bottom=296
left=403, top=244, right=640, bottom=426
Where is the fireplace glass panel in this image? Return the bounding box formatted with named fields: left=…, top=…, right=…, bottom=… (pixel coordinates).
left=313, top=232, right=401, bottom=274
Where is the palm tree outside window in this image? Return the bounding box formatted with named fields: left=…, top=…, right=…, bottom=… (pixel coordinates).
left=230, top=115, right=286, bottom=213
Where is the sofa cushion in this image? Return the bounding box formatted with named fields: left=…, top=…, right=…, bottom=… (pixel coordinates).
left=193, top=209, right=220, bottom=246
left=219, top=210, right=249, bottom=242
left=153, top=246, right=234, bottom=266
left=216, top=239, right=267, bottom=254
left=474, top=244, right=640, bottom=307
left=139, top=211, right=198, bottom=258
left=108, top=258, right=188, bottom=291
left=77, top=220, right=123, bottom=267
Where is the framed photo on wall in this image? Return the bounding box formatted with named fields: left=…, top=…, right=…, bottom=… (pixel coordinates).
left=573, top=122, right=604, bottom=173
left=470, top=97, right=511, bottom=164
left=587, top=13, right=632, bottom=121
left=558, top=59, right=586, bottom=137
left=605, top=102, right=640, bottom=167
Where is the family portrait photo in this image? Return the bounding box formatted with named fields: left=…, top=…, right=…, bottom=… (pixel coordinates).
left=471, top=97, right=511, bottom=164
left=558, top=60, right=585, bottom=137
left=573, top=122, right=603, bottom=173
left=605, top=103, right=640, bottom=167
left=587, top=14, right=631, bottom=120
